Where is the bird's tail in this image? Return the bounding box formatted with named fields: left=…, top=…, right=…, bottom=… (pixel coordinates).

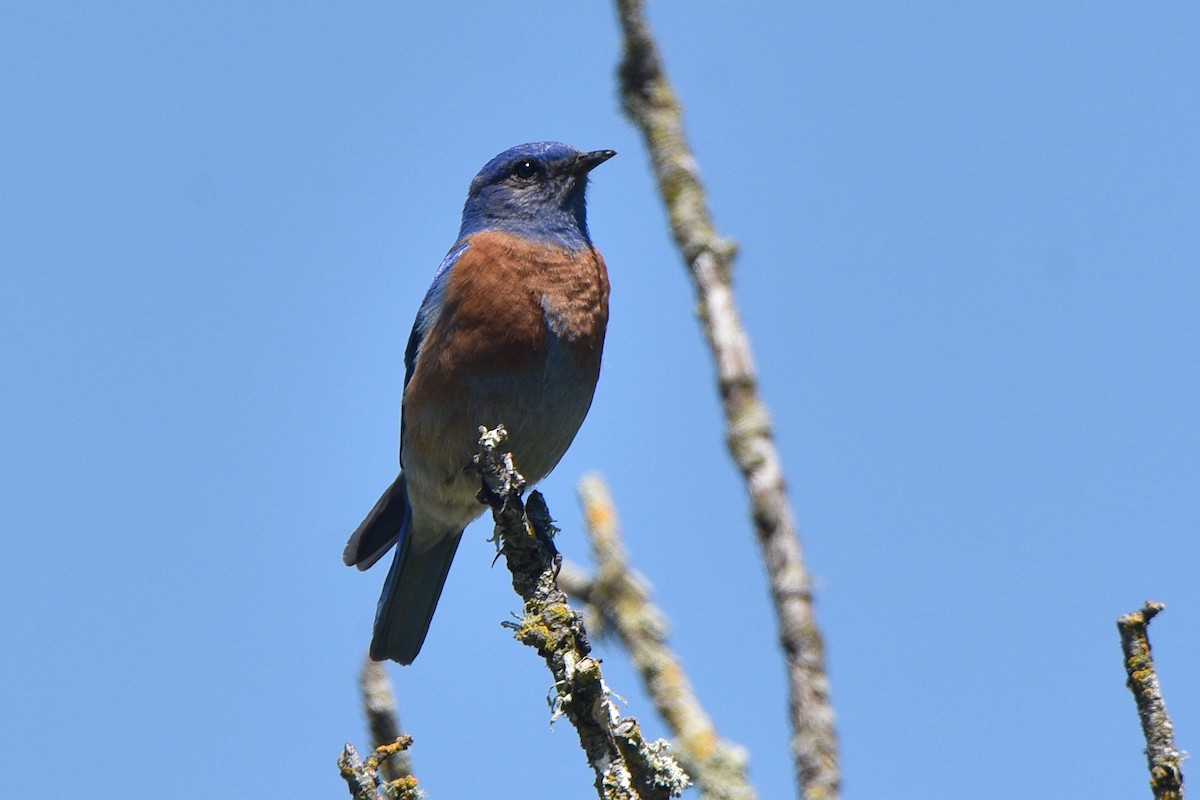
left=344, top=474, right=409, bottom=571
left=344, top=474, right=464, bottom=663
left=369, top=525, right=463, bottom=664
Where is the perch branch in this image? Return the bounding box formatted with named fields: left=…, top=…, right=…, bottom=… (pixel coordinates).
left=1118, top=602, right=1185, bottom=800
left=613, top=2, right=839, bottom=798
left=579, top=473, right=755, bottom=800
left=474, top=425, right=690, bottom=800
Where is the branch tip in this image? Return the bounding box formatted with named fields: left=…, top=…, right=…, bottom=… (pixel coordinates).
left=1117, top=602, right=1185, bottom=800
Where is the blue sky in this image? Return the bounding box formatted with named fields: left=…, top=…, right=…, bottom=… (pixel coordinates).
left=2, top=3, right=1197, bottom=798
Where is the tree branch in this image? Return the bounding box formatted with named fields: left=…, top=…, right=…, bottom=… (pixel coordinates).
left=341, top=656, right=417, bottom=798
left=473, top=425, right=690, bottom=800
left=1117, top=602, right=1185, bottom=800
left=613, top=3, right=839, bottom=798
left=578, top=473, right=755, bottom=800
left=557, top=559, right=598, bottom=609
left=359, top=657, right=415, bottom=784
left=338, top=738, right=418, bottom=800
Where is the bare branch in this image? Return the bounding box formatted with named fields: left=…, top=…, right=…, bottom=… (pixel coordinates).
left=579, top=473, right=755, bottom=800
left=338, top=738, right=419, bottom=800
left=558, top=559, right=598, bottom=606
left=474, top=425, right=690, bottom=800
left=339, top=743, right=382, bottom=800
left=359, top=657, right=415, bottom=783
left=613, top=3, right=839, bottom=798
left=1118, top=602, right=1185, bottom=800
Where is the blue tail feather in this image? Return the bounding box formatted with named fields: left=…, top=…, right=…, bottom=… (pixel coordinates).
left=346, top=474, right=464, bottom=664
left=369, top=518, right=463, bottom=664
left=343, top=475, right=408, bottom=571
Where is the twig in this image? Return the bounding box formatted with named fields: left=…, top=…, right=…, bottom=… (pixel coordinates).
left=473, top=426, right=690, bottom=800
left=613, top=3, right=840, bottom=799
left=339, top=742, right=383, bottom=800
left=579, top=473, right=755, bottom=800
left=1118, top=602, right=1185, bottom=800
left=557, top=559, right=598, bottom=607
left=359, top=657, right=415, bottom=783
left=338, top=738, right=419, bottom=800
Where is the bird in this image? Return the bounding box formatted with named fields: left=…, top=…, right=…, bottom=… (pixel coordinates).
left=344, top=141, right=615, bottom=664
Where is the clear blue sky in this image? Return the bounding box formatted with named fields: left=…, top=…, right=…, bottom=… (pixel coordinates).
left=2, top=3, right=1197, bottom=798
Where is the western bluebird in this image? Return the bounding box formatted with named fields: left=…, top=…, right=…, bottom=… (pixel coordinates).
left=344, top=142, right=615, bottom=664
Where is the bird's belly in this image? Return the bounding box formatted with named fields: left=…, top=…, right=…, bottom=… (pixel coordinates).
left=401, top=345, right=599, bottom=535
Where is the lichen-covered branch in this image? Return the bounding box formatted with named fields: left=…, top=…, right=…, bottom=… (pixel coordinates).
left=338, top=738, right=419, bottom=800
left=558, top=559, right=598, bottom=608
left=473, top=426, right=690, bottom=800
left=613, top=3, right=839, bottom=799
left=341, top=659, right=418, bottom=798
left=578, top=473, right=755, bottom=800
left=1117, top=602, right=1185, bottom=800
left=359, top=657, right=414, bottom=783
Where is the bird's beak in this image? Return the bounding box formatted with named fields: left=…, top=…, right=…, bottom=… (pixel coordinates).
left=575, top=149, right=617, bottom=174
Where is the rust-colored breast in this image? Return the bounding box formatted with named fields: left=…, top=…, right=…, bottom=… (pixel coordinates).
left=417, top=230, right=609, bottom=387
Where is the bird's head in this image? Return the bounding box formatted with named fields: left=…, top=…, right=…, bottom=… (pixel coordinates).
left=459, top=142, right=615, bottom=250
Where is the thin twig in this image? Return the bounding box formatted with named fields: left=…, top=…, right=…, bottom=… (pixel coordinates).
left=558, top=559, right=598, bottom=607
left=474, top=425, right=690, bottom=800
left=359, top=657, right=415, bottom=783
left=338, top=738, right=419, bottom=800
left=339, top=742, right=383, bottom=800
left=579, top=473, right=755, bottom=800
left=613, top=3, right=839, bottom=799
left=1118, top=602, right=1185, bottom=800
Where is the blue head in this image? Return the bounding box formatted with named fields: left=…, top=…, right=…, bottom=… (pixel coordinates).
left=458, top=142, right=616, bottom=251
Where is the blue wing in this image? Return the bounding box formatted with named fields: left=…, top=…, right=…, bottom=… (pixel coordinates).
left=343, top=240, right=471, bottom=572
left=403, top=240, right=470, bottom=390
left=400, top=239, right=470, bottom=475
left=363, top=240, right=472, bottom=662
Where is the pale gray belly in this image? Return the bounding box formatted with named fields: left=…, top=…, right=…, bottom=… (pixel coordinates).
left=401, top=342, right=598, bottom=540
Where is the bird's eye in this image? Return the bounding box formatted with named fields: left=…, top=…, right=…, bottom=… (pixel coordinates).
left=511, top=159, right=539, bottom=180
